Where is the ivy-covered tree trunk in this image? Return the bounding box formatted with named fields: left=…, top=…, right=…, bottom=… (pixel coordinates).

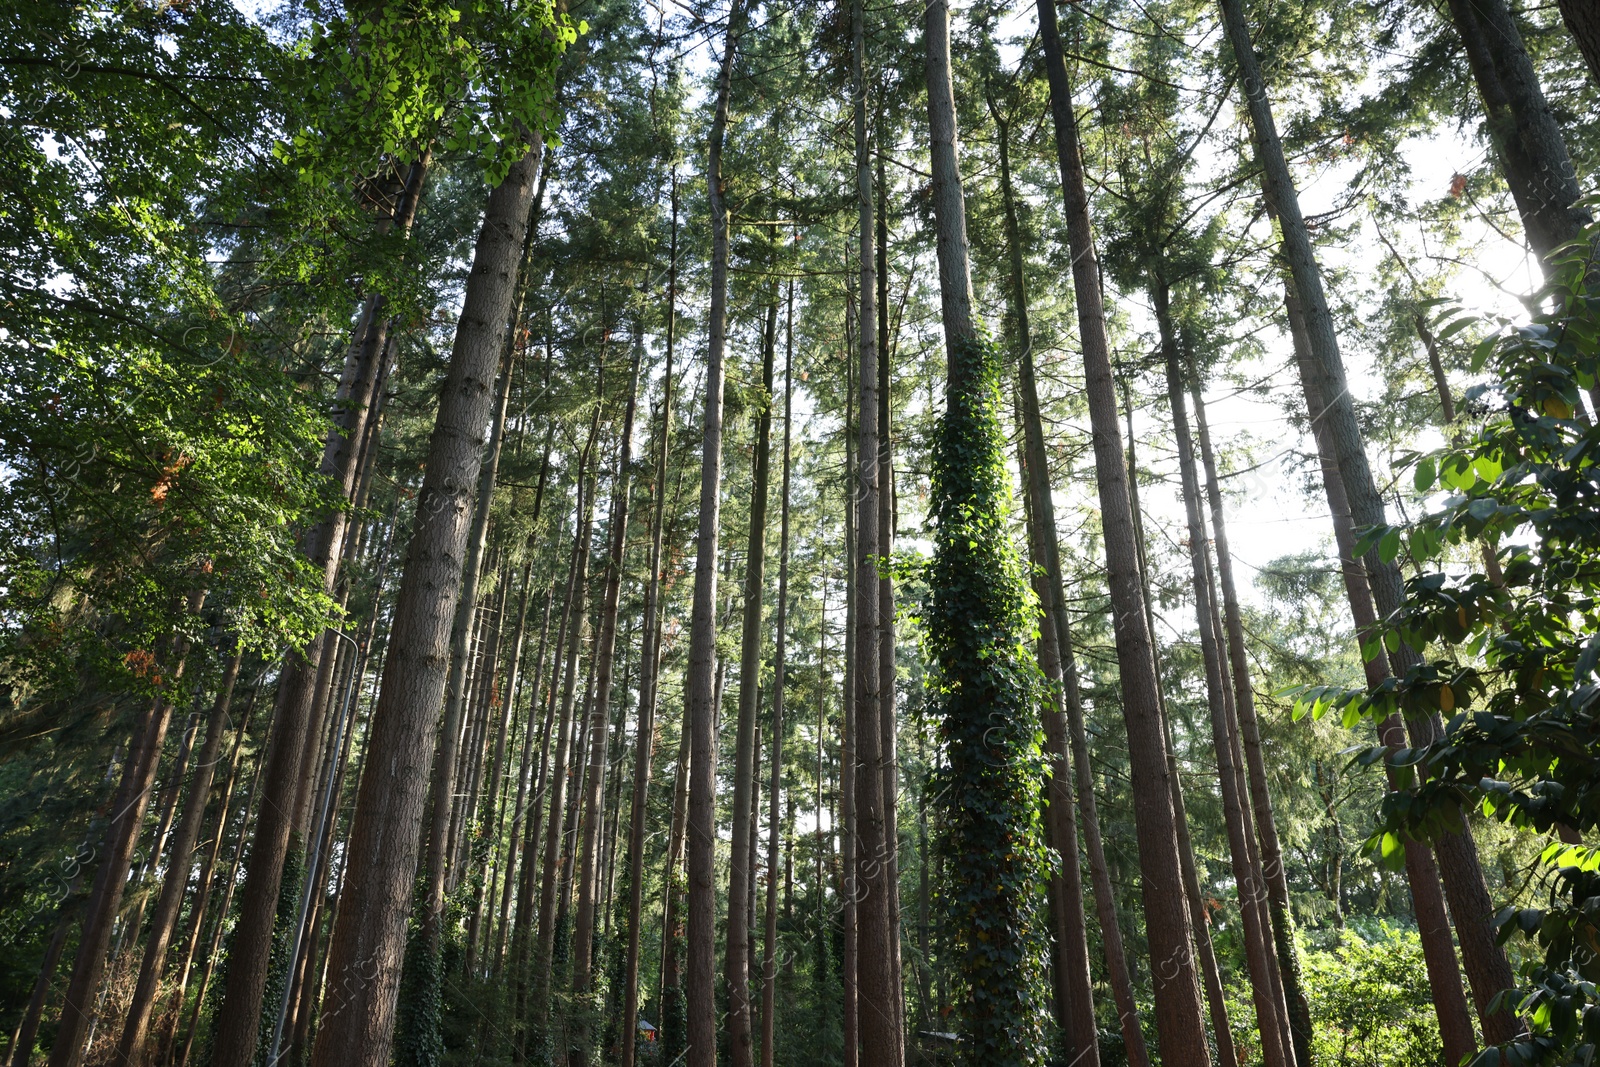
left=923, top=1, right=1049, bottom=1062
left=1033, top=0, right=1213, bottom=1058
left=303, top=135, right=543, bottom=1067
left=992, top=101, right=1101, bottom=1067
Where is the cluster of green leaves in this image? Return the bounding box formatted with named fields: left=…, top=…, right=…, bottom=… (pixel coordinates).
left=923, top=332, right=1050, bottom=1066
left=1293, top=231, right=1600, bottom=1064
left=0, top=0, right=338, bottom=719
left=284, top=0, right=585, bottom=188
left=1297, top=924, right=1445, bottom=1067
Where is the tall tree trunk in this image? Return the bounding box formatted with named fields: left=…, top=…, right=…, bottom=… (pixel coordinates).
left=113, top=648, right=244, bottom=1066
left=210, top=156, right=428, bottom=1067
left=685, top=2, right=745, bottom=1063
left=620, top=170, right=677, bottom=1067
left=1126, top=407, right=1239, bottom=1067
left=573, top=349, right=642, bottom=1011
left=48, top=590, right=204, bottom=1067
left=1218, top=0, right=1521, bottom=1044
left=759, top=281, right=794, bottom=1067
left=531, top=412, right=603, bottom=1034
left=850, top=0, right=896, bottom=1060
left=727, top=291, right=777, bottom=1067
left=468, top=556, right=533, bottom=974
left=498, top=577, right=555, bottom=976
left=304, top=139, right=542, bottom=1067
left=1189, top=378, right=1315, bottom=1066
left=1157, top=282, right=1292, bottom=1067
left=175, top=688, right=268, bottom=1067
left=992, top=98, right=1103, bottom=1067
left=1033, top=0, right=1211, bottom=1057
left=840, top=305, right=860, bottom=1067
left=1285, top=294, right=1480, bottom=1067
left=427, top=329, right=520, bottom=937
left=876, top=161, right=906, bottom=1067
left=1559, top=0, right=1600, bottom=88
left=1443, top=0, right=1589, bottom=267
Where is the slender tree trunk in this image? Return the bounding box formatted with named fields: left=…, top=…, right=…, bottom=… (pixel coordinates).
left=304, top=138, right=542, bottom=1067
left=759, top=281, right=794, bottom=1067
left=176, top=691, right=268, bottom=1067
left=113, top=649, right=244, bottom=1065
left=210, top=157, right=427, bottom=1067
left=532, top=413, right=603, bottom=1032
left=469, top=554, right=535, bottom=974
left=48, top=591, right=203, bottom=1067
left=620, top=170, right=678, bottom=1067
left=1157, top=284, right=1292, bottom=1067
left=1286, top=295, right=1480, bottom=1066
left=876, top=178, right=906, bottom=1067
left=1126, top=412, right=1239, bottom=1067
left=498, top=577, right=555, bottom=976
left=12, top=866, right=85, bottom=1067
left=850, top=0, right=896, bottom=1060
left=725, top=291, right=777, bottom=1067
left=1032, top=0, right=1211, bottom=1057
left=1220, top=0, right=1521, bottom=1043
left=1189, top=378, right=1315, bottom=1065
left=840, top=307, right=860, bottom=1067
left=573, top=349, right=642, bottom=1009
left=685, top=3, right=745, bottom=1063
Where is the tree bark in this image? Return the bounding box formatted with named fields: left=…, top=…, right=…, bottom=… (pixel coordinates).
left=531, top=411, right=602, bottom=1031
left=851, top=0, right=897, bottom=1060
left=685, top=2, right=745, bottom=1063
left=1033, top=0, right=1211, bottom=1057
left=1221, top=0, right=1522, bottom=1042
left=1286, top=291, right=1480, bottom=1067
left=759, top=281, right=793, bottom=1067
left=1444, top=0, right=1589, bottom=267
left=1559, top=0, right=1600, bottom=88
left=305, top=139, right=541, bottom=1067
left=426, top=329, right=520, bottom=939
left=726, top=290, right=777, bottom=1067
left=210, top=156, right=428, bottom=1067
